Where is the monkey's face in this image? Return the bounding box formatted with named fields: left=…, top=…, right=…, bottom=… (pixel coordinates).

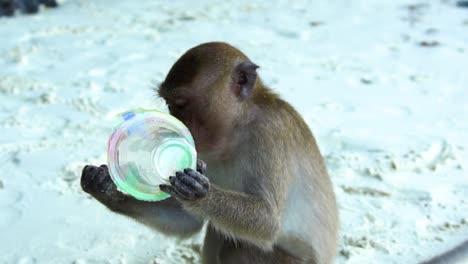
left=159, top=91, right=226, bottom=154
left=158, top=42, right=258, bottom=154
left=158, top=72, right=236, bottom=155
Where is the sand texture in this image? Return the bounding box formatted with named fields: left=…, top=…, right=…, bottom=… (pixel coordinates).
left=0, top=0, right=467, bottom=263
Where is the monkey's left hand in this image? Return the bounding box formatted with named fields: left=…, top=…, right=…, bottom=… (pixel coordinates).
left=159, top=160, right=210, bottom=202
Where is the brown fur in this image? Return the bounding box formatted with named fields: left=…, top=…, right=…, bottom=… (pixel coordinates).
left=159, top=42, right=339, bottom=263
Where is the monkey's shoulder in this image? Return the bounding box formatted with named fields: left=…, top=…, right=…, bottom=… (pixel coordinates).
left=254, top=98, right=316, bottom=144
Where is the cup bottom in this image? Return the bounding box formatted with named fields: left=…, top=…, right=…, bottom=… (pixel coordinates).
left=152, top=138, right=196, bottom=182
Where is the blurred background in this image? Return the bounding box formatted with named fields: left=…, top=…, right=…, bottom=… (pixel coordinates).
left=0, top=0, right=467, bottom=263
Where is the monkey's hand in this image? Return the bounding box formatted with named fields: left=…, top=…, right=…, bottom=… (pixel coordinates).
left=80, top=164, right=127, bottom=209
left=160, top=160, right=210, bottom=202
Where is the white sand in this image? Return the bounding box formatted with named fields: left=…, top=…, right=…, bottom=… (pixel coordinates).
left=0, top=0, right=467, bottom=263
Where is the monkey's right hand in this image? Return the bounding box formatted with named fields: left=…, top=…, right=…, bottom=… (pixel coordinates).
left=159, top=160, right=210, bottom=203
left=80, top=164, right=127, bottom=208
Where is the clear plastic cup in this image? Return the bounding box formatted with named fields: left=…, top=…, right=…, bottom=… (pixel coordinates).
left=107, top=108, right=197, bottom=201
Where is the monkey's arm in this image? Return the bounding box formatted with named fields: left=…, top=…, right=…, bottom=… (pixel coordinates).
left=160, top=168, right=284, bottom=249
left=81, top=165, right=203, bottom=238
left=160, top=131, right=289, bottom=248
left=193, top=185, right=280, bottom=248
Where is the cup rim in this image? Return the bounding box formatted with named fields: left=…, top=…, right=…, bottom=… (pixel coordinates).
left=107, top=109, right=196, bottom=201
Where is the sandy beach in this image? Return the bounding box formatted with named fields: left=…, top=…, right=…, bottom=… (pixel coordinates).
left=0, top=0, right=467, bottom=263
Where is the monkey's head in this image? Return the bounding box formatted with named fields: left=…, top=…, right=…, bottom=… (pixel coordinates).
left=158, top=42, right=261, bottom=154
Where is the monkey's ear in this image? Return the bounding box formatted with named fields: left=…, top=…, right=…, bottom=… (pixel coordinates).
left=233, top=61, right=259, bottom=99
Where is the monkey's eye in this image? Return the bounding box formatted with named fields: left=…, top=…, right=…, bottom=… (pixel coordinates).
left=173, top=98, right=188, bottom=109
left=167, top=98, right=187, bottom=112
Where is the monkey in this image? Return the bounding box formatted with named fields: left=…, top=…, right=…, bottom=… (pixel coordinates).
left=0, top=0, right=57, bottom=17
left=81, top=42, right=339, bottom=264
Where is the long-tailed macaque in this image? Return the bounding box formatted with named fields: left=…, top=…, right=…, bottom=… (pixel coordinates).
left=81, top=42, right=339, bottom=264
